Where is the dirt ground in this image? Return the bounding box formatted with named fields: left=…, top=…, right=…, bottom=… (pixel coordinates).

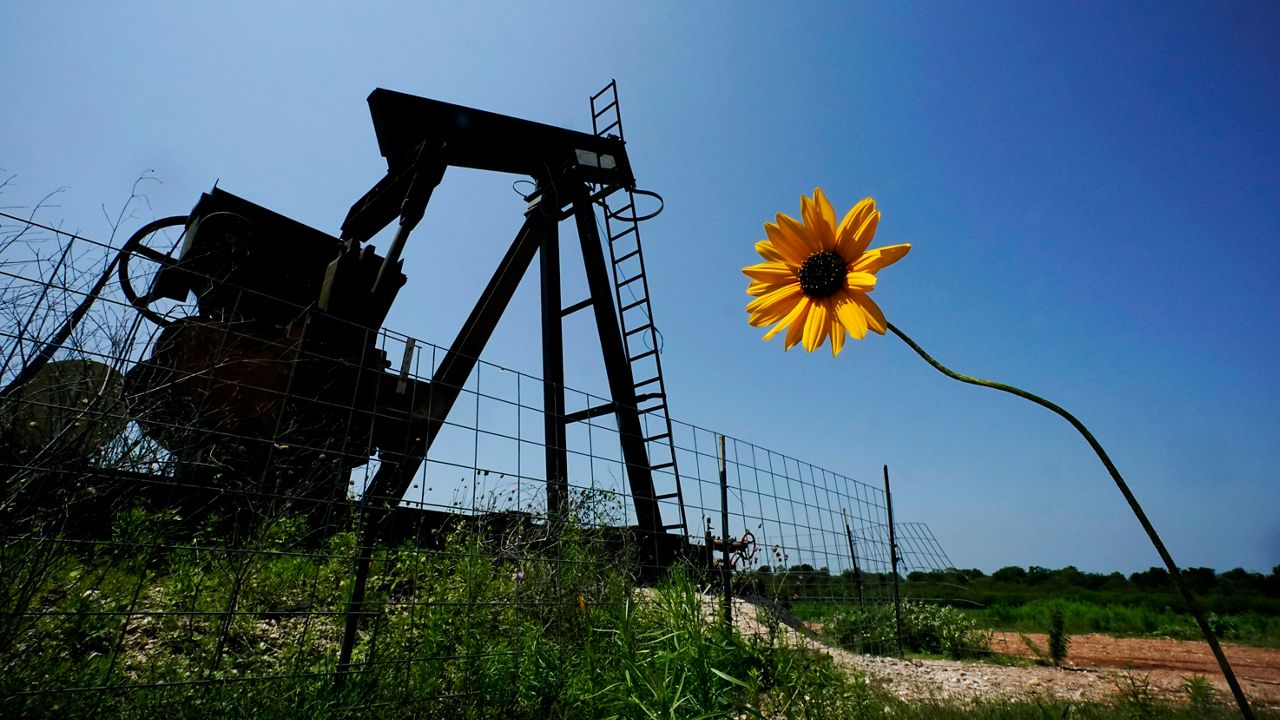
left=726, top=596, right=1280, bottom=708
left=991, top=632, right=1280, bottom=706
left=820, top=631, right=1280, bottom=709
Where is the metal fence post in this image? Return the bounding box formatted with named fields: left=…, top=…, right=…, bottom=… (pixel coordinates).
left=884, top=465, right=904, bottom=658
left=842, top=507, right=865, bottom=610
left=718, top=435, right=731, bottom=632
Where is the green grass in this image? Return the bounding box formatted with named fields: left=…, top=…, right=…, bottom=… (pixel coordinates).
left=0, top=506, right=877, bottom=719
left=5, top=507, right=1278, bottom=718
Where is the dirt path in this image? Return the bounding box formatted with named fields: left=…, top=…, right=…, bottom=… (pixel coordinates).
left=720, top=596, right=1280, bottom=708
left=824, top=631, right=1280, bottom=709
left=991, top=632, right=1280, bottom=705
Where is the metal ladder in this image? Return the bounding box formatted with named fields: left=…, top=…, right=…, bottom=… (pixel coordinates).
left=589, top=80, right=688, bottom=535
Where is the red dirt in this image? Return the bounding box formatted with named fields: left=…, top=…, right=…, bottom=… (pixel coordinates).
left=991, top=632, right=1280, bottom=705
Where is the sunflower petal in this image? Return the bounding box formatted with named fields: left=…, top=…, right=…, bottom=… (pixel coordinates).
left=835, top=198, right=876, bottom=258
left=848, top=210, right=881, bottom=258
left=802, top=300, right=830, bottom=352
left=777, top=213, right=821, bottom=256
left=829, top=308, right=846, bottom=357
left=834, top=291, right=868, bottom=340
left=742, top=261, right=797, bottom=284
left=853, top=292, right=888, bottom=334
left=814, top=188, right=834, bottom=238
left=754, top=240, right=794, bottom=266
left=802, top=189, right=837, bottom=251
left=800, top=193, right=816, bottom=230
left=746, top=283, right=802, bottom=320
left=782, top=300, right=812, bottom=350
left=764, top=220, right=811, bottom=265
left=762, top=296, right=809, bottom=341
left=747, top=280, right=791, bottom=297
left=852, top=243, right=912, bottom=274
left=845, top=271, right=878, bottom=291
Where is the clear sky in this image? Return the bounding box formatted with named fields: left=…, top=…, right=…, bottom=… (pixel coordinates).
left=2, top=2, right=1277, bottom=574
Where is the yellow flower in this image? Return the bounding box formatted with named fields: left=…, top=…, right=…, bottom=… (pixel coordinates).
left=743, top=189, right=910, bottom=356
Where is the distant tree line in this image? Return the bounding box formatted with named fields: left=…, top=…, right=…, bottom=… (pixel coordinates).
left=743, top=564, right=1280, bottom=616
left=904, top=565, right=1280, bottom=615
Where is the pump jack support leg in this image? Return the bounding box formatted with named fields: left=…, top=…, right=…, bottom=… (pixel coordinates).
left=361, top=210, right=549, bottom=511
left=540, top=215, right=569, bottom=520
left=338, top=208, right=548, bottom=685
left=570, top=188, right=661, bottom=535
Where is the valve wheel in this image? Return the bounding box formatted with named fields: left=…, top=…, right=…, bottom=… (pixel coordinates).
left=117, top=216, right=188, bottom=326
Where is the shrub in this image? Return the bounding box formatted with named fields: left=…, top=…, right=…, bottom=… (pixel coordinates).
left=1047, top=602, right=1069, bottom=666
left=829, top=600, right=991, bottom=659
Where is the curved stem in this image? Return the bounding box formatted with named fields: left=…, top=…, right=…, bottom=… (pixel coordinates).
left=888, top=322, right=1255, bottom=720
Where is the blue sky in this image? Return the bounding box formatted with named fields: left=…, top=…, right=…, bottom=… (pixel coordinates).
left=2, top=2, right=1277, bottom=574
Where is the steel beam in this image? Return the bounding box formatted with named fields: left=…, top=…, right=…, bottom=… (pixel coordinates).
left=570, top=188, right=660, bottom=533
left=360, top=210, right=547, bottom=511
left=540, top=206, right=568, bottom=519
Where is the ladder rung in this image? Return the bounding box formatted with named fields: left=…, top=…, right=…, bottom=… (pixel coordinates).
left=609, top=226, right=637, bottom=242
left=634, top=375, right=661, bottom=389
left=639, top=403, right=666, bottom=415
left=561, top=297, right=593, bottom=317
left=629, top=349, right=657, bottom=363
left=652, top=463, right=676, bottom=473
left=661, top=523, right=685, bottom=532
left=621, top=298, right=648, bottom=312
left=592, top=99, right=618, bottom=119
left=564, top=402, right=616, bottom=423
left=618, top=273, right=645, bottom=288
left=634, top=392, right=662, bottom=403
left=645, top=431, right=670, bottom=443
left=624, top=323, right=652, bottom=337
left=590, top=84, right=614, bottom=102
left=613, top=248, right=641, bottom=264
left=596, top=119, right=620, bottom=136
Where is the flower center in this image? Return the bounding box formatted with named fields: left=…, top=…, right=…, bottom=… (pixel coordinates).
left=797, top=251, right=846, bottom=298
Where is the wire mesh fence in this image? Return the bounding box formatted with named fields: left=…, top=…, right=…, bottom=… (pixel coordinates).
left=1, top=208, right=972, bottom=717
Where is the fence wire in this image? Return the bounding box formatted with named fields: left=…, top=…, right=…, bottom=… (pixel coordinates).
left=1, top=209, right=966, bottom=716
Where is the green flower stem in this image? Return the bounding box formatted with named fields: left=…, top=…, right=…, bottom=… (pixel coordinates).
left=888, top=321, right=1255, bottom=720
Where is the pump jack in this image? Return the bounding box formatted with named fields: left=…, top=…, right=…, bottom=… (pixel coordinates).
left=112, top=87, right=684, bottom=546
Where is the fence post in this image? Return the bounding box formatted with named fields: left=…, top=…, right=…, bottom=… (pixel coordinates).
left=336, top=522, right=374, bottom=688
left=883, top=465, right=903, bottom=658
left=718, top=435, right=731, bottom=632
left=841, top=507, right=865, bottom=610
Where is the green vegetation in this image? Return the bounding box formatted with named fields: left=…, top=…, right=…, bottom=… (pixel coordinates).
left=6, top=506, right=1278, bottom=718
left=970, top=598, right=1280, bottom=648
left=906, top=564, right=1280, bottom=619
left=819, top=600, right=993, bottom=660
left=768, top=562, right=1280, bottom=648
left=0, top=505, right=877, bottom=719
left=1047, top=602, right=1069, bottom=666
